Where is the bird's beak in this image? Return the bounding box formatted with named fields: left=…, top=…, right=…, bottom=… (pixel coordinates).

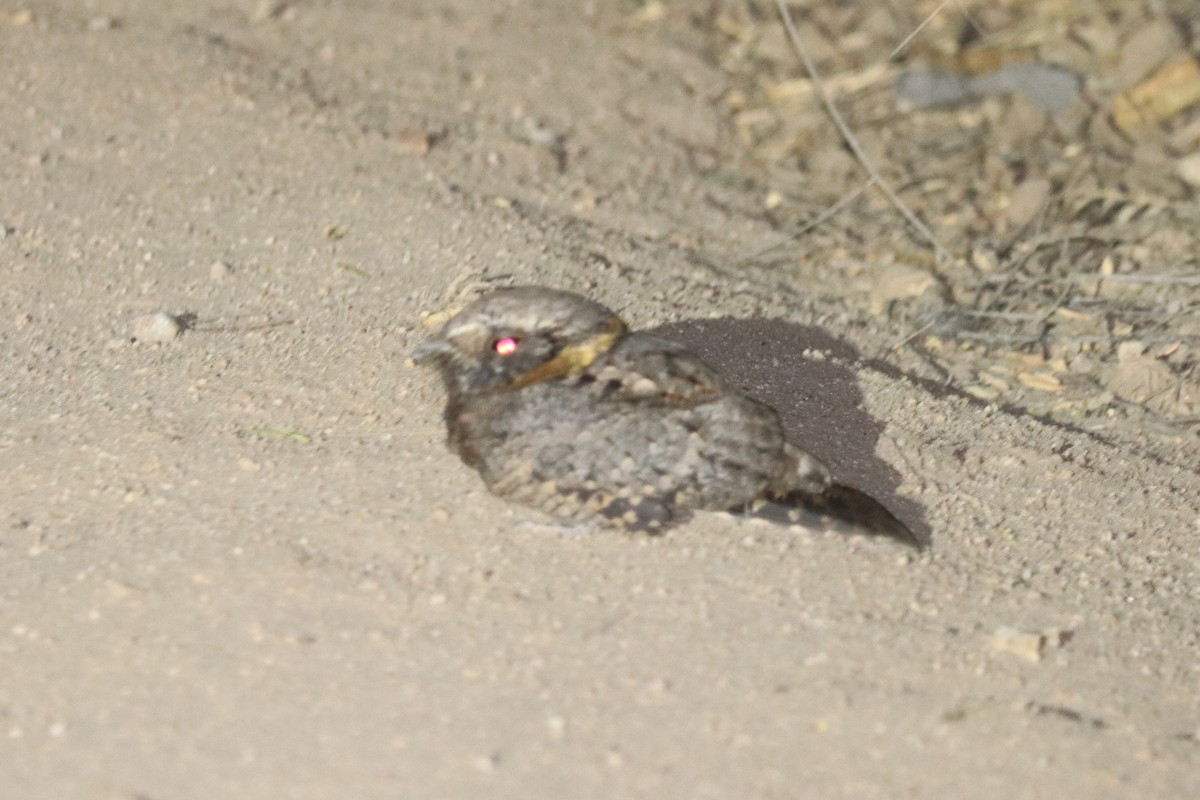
left=411, top=334, right=454, bottom=364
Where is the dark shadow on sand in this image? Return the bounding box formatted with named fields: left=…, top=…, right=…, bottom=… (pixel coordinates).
left=651, top=317, right=931, bottom=547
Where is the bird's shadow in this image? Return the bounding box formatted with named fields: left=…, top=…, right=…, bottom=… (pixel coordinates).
left=650, top=317, right=931, bottom=547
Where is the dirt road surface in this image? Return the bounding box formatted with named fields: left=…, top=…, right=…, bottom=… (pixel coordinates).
left=3, top=2, right=1197, bottom=798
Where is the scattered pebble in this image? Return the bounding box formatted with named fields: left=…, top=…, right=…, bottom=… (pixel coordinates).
left=1006, top=178, right=1052, bottom=229
left=965, top=385, right=1000, bottom=401
left=627, top=1, right=666, bottom=26
left=420, top=309, right=455, bottom=327
left=1105, top=342, right=1196, bottom=416
left=868, top=263, right=937, bottom=315
left=1042, top=628, right=1072, bottom=649
left=473, top=752, right=500, bottom=772
left=970, top=246, right=999, bottom=272
left=105, top=580, right=137, bottom=600
left=87, top=15, right=117, bottom=31
left=1117, top=18, right=1184, bottom=89
left=1016, top=370, right=1063, bottom=393
left=131, top=311, right=184, bottom=343
left=394, top=129, right=432, bottom=155
left=977, top=371, right=1011, bottom=392
left=514, top=118, right=567, bottom=170
left=1109, top=342, right=1174, bottom=404
left=987, top=626, right=1073, bottom=663
left=1176, top=153, right=1200, bottom=188
left=1113, top=56, right=1200, bottom=133
left=545, top=715, right=566, bottom=740
left=210, top=260, right=234, bottom=282
left=895, top=63, right=1081, bottom=114
left=987, top=627, right=1046, bottom=663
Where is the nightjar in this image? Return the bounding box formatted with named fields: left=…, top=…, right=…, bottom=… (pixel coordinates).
left=413, top=287, right=919, bottom=546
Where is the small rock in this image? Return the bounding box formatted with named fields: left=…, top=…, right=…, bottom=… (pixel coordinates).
left=1016, top=370, right=1063, bottom=393
left=1116, top=340, right=1147, bottom=361
left=394, top=129, right=432, bottom=155
left=1106, top=344, right=1198, bottom=416
left=1113, top=56, right=1200, bottom=133
left=987, top=626, right=1045, bottom=662
left=210, top=260, right=234, bottom=282
left=1006, top=177, right=1052, bottom=229
left=970, top=245, right=999, bottom=272
left=627, top=0, right=666, bottom=26
left=131, top=311, right=183, bottom=343
left=87, top=15, right=117, bottom=31
left=868, top=263, right=937, bottom=315
left=1068, top=354, right=1097, bottom=374
left=1176, top=153, right=1200, bottom=187
left=1117, top=19, right=1183, bottom=89
left=545, top=715, right=566, bottom=741
left=420, top=309, right=455, bottom=327
left=1041, top=627, right=1072, bottom=649
left=965, top=385, right=1000, bottom=401
left=895, top=63, right=1080, bottom=114
left=472, top=752, right=500, bottom=772
left=1106, top=343, right=1173, bottom=403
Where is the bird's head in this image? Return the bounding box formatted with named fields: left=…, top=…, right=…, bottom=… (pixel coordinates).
left=413, top=287, right=628, bottom=396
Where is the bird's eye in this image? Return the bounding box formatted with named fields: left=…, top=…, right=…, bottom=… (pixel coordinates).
left=492, top=336, right=519, bottom=356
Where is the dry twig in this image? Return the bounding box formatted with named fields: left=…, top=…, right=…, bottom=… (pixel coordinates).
left=774, top=0, right=954, bottom=264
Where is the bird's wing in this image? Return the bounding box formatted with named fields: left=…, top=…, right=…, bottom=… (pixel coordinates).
left=584, top=334, right=727, bottom=408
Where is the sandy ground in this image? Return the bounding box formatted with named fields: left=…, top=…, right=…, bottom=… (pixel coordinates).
left=2, top=2, right=1198, bottom=798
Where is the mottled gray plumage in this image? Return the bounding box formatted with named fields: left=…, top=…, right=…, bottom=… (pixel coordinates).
left=413, top=287, right=918, bottom=546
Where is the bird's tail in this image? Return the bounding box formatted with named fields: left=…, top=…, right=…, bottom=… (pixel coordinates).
left=732, top=484, right=922, bottom=548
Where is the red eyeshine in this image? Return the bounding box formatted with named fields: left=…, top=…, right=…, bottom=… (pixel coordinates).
left=493, top=337, right=518, bottom=356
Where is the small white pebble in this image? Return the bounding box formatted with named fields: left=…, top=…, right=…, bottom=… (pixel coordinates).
left=131, top=311, right=183, bottom=343
left=987, top=626, right=1045, bottom=662
left=210, top=260, right=234, bottom=282
left=1177, top=153, right=1200, bottom=188
left=545, top=715, right=566, bottom=740
left=473, top=753, right=500, bottom=772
